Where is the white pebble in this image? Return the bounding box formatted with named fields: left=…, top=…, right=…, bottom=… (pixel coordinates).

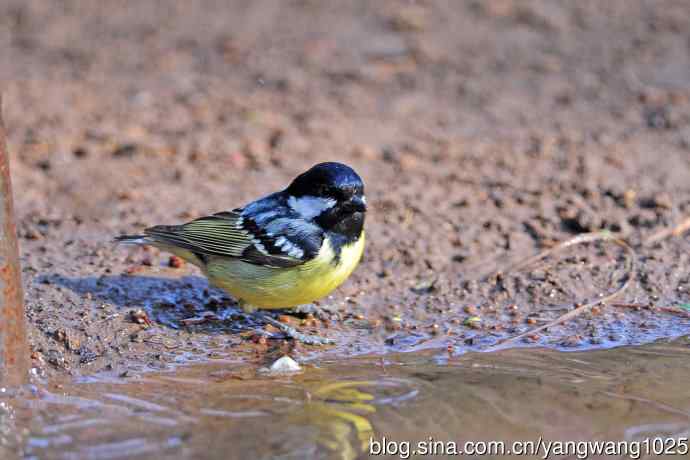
left=266, top=356, right=301, bottom=374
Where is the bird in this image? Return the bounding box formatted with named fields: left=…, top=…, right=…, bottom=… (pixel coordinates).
left=115, top=162, right=367, bottom=344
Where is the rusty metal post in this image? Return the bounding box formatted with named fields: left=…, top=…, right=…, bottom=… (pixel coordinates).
left=0, top=94, right=29, bottom=386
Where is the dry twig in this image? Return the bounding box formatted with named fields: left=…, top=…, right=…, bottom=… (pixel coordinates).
left=612, top=302, right=690, bottom=318
left=643, top=216, right=690, bottom=246
left=486, top=231, right=636, bottom=351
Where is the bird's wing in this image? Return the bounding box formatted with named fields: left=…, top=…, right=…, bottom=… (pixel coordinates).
left=145, top=209, right=324, bottom=268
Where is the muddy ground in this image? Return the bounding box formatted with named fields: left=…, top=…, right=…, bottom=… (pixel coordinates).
left=2, top=0, right=690, bottom=379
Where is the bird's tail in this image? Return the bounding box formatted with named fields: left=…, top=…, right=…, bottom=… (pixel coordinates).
left=114, top=234, right=152, bottom=245
left=115, top=228, right=204, bottom=268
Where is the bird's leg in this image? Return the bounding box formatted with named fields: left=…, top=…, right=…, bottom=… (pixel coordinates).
left=238, top=300, right=334, bottom=345
left=260, top=314, right=335, bottom=345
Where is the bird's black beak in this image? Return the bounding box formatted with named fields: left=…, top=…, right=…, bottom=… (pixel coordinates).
left=348, top=195, right=367, bottom=213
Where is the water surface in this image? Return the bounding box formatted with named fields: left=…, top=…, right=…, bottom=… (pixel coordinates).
left=2, top=338, right=689, bottom=459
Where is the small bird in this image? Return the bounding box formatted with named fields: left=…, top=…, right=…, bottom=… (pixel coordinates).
left=116, top=162, right=366, bottom=344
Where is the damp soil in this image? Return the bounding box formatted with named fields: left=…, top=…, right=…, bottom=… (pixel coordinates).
left=2, top=1, right=690, bottom=379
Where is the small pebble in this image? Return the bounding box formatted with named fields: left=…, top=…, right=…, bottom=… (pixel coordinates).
left=168, top=255, right=184, bottom=268
left=262, top=356, right=302, bottom=374
left=464, top=316, right=482, bottom=329
left=463, top=305, right=479, bottom=315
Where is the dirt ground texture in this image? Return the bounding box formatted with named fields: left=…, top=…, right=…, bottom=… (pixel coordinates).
left=2, top=0, right=690, bottom=378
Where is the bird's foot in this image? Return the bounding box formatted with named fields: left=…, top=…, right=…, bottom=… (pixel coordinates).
left=292, top=303, right=341, bottom=321
left=237, top=300, right=335, bottom=345
left=261, top=314, right=335, bottom=345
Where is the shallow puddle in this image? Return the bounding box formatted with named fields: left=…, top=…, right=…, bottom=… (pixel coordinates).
left=2, top=338, right=690, bottom=459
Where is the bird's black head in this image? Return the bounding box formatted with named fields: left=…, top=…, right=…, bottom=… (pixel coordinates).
left=286, top=162, right=366, bottom=243
left=287, top=162, right=364, bottom=202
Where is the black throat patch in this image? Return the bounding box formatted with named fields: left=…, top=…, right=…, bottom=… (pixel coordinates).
left=321, top=211, right=365, bottom=265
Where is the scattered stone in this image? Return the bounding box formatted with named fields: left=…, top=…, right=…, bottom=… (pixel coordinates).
left=168, top=255, right=184, bottom=268
left=463, top=316, right=482, bottom=329
left=411, top=278, right=436, bottom=294
left=260, top=356, right=302, bottom=374
left=463, top=305, right=479, bottom=315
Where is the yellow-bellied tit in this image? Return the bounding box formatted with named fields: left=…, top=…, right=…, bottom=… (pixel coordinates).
left=115, top=162, right=366, bottom=344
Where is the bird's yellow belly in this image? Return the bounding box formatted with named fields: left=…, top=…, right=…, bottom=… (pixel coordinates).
left=204, top=233, right=365, bottom=309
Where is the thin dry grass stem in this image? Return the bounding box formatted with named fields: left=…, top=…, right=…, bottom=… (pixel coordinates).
left=498, top=232, right=625, bottom=275
left=602, top=392, right=690, bottom=419
left=643, top=216, right=690, bottom=246
left=612, top=302, right=690, bottom=318
left=486, top=232, right=637, bottom=351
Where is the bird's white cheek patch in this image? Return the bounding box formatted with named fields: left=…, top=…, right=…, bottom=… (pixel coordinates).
left=288, top=196, right=336, bottom=219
